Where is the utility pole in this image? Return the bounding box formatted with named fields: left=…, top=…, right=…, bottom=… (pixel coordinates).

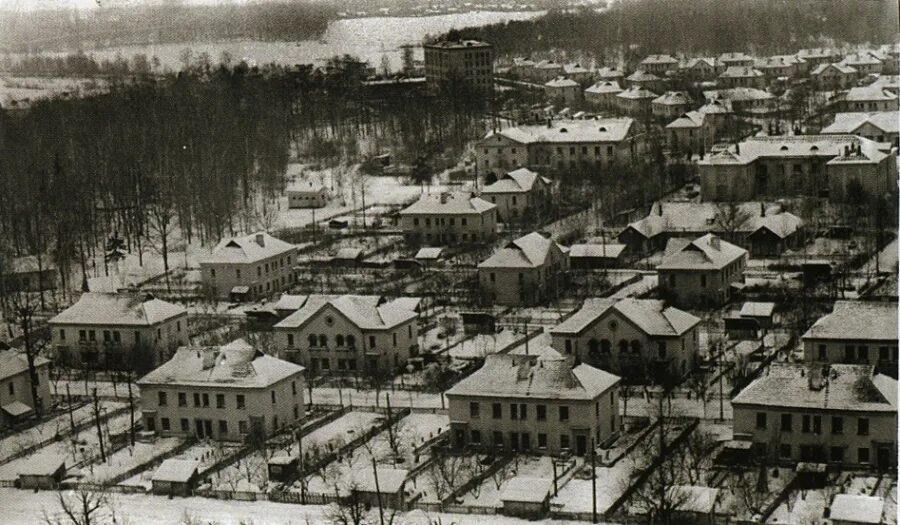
left=66, top=383, right=75, bottom=434
left=591, top=437, right=597, bottom=523
left=127, top=372, right=135, bottom=446
left=372, top=456, right=385, bottom=525
left=92, top=389, right=106, bottom=462
left=718, top=342, right=725, bottom=422
left=385, top=393, right=394, bottom=453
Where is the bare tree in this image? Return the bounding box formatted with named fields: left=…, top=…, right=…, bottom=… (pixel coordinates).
left=9, top=291, right=47, bottom=418
left=41, top=488, right=115, bottom=525
left=715, top=201, right=754, bottom=243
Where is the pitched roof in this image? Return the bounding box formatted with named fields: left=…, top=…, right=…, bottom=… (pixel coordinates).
left=478, top=232, right=563, bottom=269
left=719, top=66, right=763, bottom=78
left=810, top=62, right=857, bottom=75
left=830, top=494, right=884, bottom=524
left=684, top=57, right=717, bottom=69
left=286, top=181, right=326, bottom=194
left=199, top=232, right=295, bottom=264
left=844, top=86, right=898, bottom=102
left=718, top=52, right=753, bottom=62
left=545, top=77, right=579, bottom=88
left=564, top=63, right=590, bottom=74
left=802, top=300, right=897, bottom=342
left=702, top=88, right=773, bottom=102
left=822, top=112, right=899, bottom=134
left=569, top=243, right=626, bottom=259
left=869, top=75, right=900, bottom=90
left=625, top=70, right=661, bottom=82
left=657, top=233, right=746, bottom=271
left=414, top=247, right=444, bottom=260
left=617, top=86, right=658, bottom=100
left=152, top=459, right=200, bottom=483
left=551, top=297, right=700, bottom=336
left=446, top=353, right=620, bottom=401
left=669, top=485, right=719, bottom=514
left=398, top=193, right=495, bottom=215
left=273, top=294, right=309, bottom=312
left=352, top=467, right=408, bottom=494
left=595, top=66, right=624, bottom=78
left=640, top=54, right=678, bottom=65
left=698, top=99, right=733, bottom=114
left=275, top=294, right=416, bottom=330
left=652, top=91, right=691, bottom=106
left=584, top=80, right=622, bottom=94
left=666, top=111, right=705, bottom=129
left=49, top=293, right=186, bottom=327
left=482, top=118, right=636, bottom=145
left=0, top=349, right=50, bottom=381
left=501, top=476, right=553, bottom=503
left=699, top=135, right=887, bottom=166
left=731, top=363, right=896, bottom=413
left=740, top=302, right=775, bottom=318
left=755, top=55, right=804, bottom=68
left=841, top=52, right=883, bottom=66
left=482, top=168, right=548, bottom=194
left=17, top=453, right=67, bottom=477
left=138, top=341, right=304, bottom=389
left=622, top=202, right=801, bottom=240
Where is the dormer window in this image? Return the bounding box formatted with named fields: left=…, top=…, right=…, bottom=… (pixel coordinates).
left=779, top=145, right=789, bottom=151
left=599, top=127, right=607, bottom=132
left=559, top=128, right=568, bottom=133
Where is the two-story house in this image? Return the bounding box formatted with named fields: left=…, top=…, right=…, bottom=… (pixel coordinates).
left=48, top=292, right=188, bottom=370
left=550, top=297, right=700, bottom=381
left=821, top=112, right=899, bottom=148
left=840, top=87, right=899, bottom=112
left=584, top=80, right=623, bottom=109
left=481, top=168, right=552, bottom=222
left=198, top=232, right=297, bottom=301
left=651, top=91, right=692, bottom=120
left=274, top=294, right=419, bottom=375
left=810, top=63, right=858, bottom=90
left=477, top=232, right=569, bottom=306
left=731, top=363, right=896, bottom=469
left=624, top=70, right=664, bottom=93
left=544, top=77, right=581, bottom=104
left=138, top=339, right=305, bottom=441
left=397, top=192, right=497, bottom=245
left=639, top=54, right=679, bottom=76
left=657, top=234, right=747, bottom=306
left=0, top=349, right=51, bottom=428
left=616, top=86, right=658, bottom=117
left=802, top=301, right=898, bottom=377
left=446, top=351, right=621, bottom=456
left=718, top=67, right=765, bottom=89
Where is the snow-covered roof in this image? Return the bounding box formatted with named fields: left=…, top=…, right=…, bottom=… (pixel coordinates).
left=823, top=112, right=898, bottom=137
left=398, top=193, right=495, bottom=216
left=352, top=467, right=408, bottom=494
left=719, top=66, right=763, bottom=78
left=274, top=294, right=309, bottom=312
left=755, top=54, right=805, bottom=68
left=17, top=453, right=67, bottom=477
left=446, top=353, right=620, bottom=401
left=501, top=476, right=553, bottom=503
left=702, top=88, right=773, bottom=102
left=595, top=66, right=624, bottom=78
left=617, top=86, right=658, bottom=100
left=622, top=202, right=801, bottom=240
left=830, top=494, right=884, bottom=524
left=740, top=302, right=775, bottom=318
left=640, top=54, right=678, bottom=65
left=658, top=233, right=746, bottom=271
left=802, top=300, right=897, bottom=342
left=275, top=294, right=417, bottom=331
left=49, top=293, right=186, bottom=327
left=414, top=247, right=444, bottom=260
left=0, top=349, right=50, bottom=381
left=869, top=75, right=900, bottom=90
left=482, top=118, right=636, bottom=145
left=652, top=91, right=691, bottom=106
left=718, top=52, right=753, bottom=62
left=584, top=80, right=622, bottom=94
left=666, top=111, right=705, bottom=129
left=841, top=52, right=883, bottom=67
left=683, top=57, right=717, bottom=69
left=286, top=181, right=326, bottom=194
left=334, top=248, right=364, bottom=260
left=569, top=243, right=626, bottom=259
left=138, top=339, right=304, bottom=389
left=551, top=297, right=700, bottom=337
left=478, top=232, right=564, bottom=269
left=810, top=62, right=857, bottom=76
left=545, top=77, right=579, bottom=88
left=698, top=99, right=733, bottom=114
left=699, top=135, right=888, bottom=166
left=199, top=232, right=295, bottom=265
left=152, top=459, right=200, bottom=483
left=844, top=86, right=898, bottom=102
left=482, top=168, right=549, bottom=194
left=732, top=363, right=896, bottom=413
left=625, top=70, right=661, bottom=82
left=564, top=63, right=590, bottom=74
left=669, top=485, right=719, bottom=514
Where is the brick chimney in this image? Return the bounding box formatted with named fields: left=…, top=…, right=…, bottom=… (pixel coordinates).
left=709, top=235, right=721, bottom=250
left=256, top=233, right=265, bottom=247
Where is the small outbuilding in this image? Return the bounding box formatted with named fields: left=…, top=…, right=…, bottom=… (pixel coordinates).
left=569, top=243, right=626, bottom=269
left=18, top=453, right=67, bottom=489
left=267, top=455, right=299, bottom=482
left=414, top=247, right=445, bottom=266
left=829, top=494, right=885, bottom=525
left=151, top=458, right=201, bottom=496
left=668, top=485, right=721, bottom=525
left=500, top=475, right=553, bottom=519
left=739, top=301, right=775, bottom=329
left=332, top=248, right=364, bottom=267
left=352, top=467, right=409, bottom=509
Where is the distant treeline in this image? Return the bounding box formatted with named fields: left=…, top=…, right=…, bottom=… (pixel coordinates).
left=2, top=51, right=157, bottom=77
left=0, top=2, right=336, bottom=53
left=450, top=0, right=899, bottom=59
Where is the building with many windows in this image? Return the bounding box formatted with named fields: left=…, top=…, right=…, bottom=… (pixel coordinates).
left=657, top=234, right=747, bottom=306
left=550, top=298, right=700, bottom=381
left=397, top=192, right=497, bottom=244
left=802, top=301, right=898, bottom=377
left=731, top=363, right=896, bottom=469
left=480, top=168, right=552, bottom=222
left=274, top=294, right=419, bottom=374
left=423, top=40, right=494, bottom=94
left=821, top=112, right=899, bottom=148
left=198, top=232, right=297, bottom=301
left=446, top=350, right=620, bottom=456
left=138, top=339, right=305, bottom=441
left=48, top=292, right=188, bottom=370
left=477, top=232, right=569, bottom=306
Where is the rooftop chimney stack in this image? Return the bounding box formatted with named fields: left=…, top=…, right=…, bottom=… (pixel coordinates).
left=256, top=233, right=265, bottom=247
left=709, top=235, right=721, bottom=250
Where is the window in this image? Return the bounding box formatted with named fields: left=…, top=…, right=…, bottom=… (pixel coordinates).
left=857, top=417, right=869, bottom=436
left=216, top=394, right=225, bottom=409
left=560, top=434, right=570, bottom=450
left=537, top=404, right=547, bottom=421
left=858, top=346, right=869, bottom=362
left=470, top=402, right=480, bottom=418
left=830, top=447, right=845, bottom=463
left=89, top=330, right=96, bottom=341
left=237, top=395, right=246, bottom=409
left=471, top=430, right=481, bottom=445
left=564, top=340, right=572, bottom=354
left=700, top=275, right=707, bottom=288
left=756, top=412, right=767, bottom=430
left=158, top=392, right=167, bottom=406
left=180, top=418, right=189, bottom=432
left=780, top=413, right=792, bottom=432
left=559, top=406, right=569, bottom=421
left=292, top=381, right=297, bottom=396
left=178, top=392, right=187, bottom=407
left=879, top=346, right=889, bottom=361
left=392, top=333, right=397, bottom=347
left=59, top=329, right=66, bottom=341
left=239, top=421, right=248, bottom=434
left=369, top=336, right=376, bottom=348
left=858, top=447, right=870, bottom=463
left=287, top=334, right=294, bottom=347
left=832, top=416, right=844, bottom=434
left=79, top=330, right=86, bottom=341
left=103, top=330, right=111, bottom=342
left=492, top=403, right=502, bottom=419
left=844, top=345, right=855, bottom=361
left=211, top=268, right=216, bottom=278
left=669, top=275, right=676, bottom=287
left=802, top=415, right=811, bottom=433
left=818, top=345, right=826, bottom=360
left=193, top=393, right=201, bottom=407
left=161, top=418, right=170, bottom=431
left=493, top=431, right=504, bottom=448
left=7, top=382, right=13, bottom=396
left=510, top=404, right=518, bottom=420
left=293, top=405, right=299, bottom=419
left=780, top=444, right=792, bottom=459
left=218, top=420, right=228, bottom=435
left=271, top=391, right=276, bottom=404
left=813, top=415, right=821, bottom=434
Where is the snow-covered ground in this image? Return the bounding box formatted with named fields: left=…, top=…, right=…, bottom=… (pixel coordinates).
left=80, top=437, right=183, bottom=483
left=120, top=441, right=241, bottom=490
left=460, top=455, right=555, bottom=509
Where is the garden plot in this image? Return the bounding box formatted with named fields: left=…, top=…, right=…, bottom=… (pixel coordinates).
left=413, top=453, right=491, bottom=505
left=446, top=329, right=522, bottom=360
left=551, top=459, right=633, bottom=516
left=459, top=455, right=556, bottom=509
left=119, top=441, right=242, bottom=490
left=79, top=437, right=184, bottom=484
left=0, top=411, right=134, bottom=482
left=0, top=402, right=126, bottom=463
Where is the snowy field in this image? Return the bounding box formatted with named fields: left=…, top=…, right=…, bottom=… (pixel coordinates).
left=80, top=437, right=183, bottom=483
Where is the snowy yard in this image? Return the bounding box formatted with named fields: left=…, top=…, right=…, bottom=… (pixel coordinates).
left=447, top=328, right=523, bottom=360
left=460, top=455, right=556, bottom=508
left=119, top=441, right=241, bottom=490
left=552, top=460, right=633, bottom=515
left=79, top=437, right=184, bottom=483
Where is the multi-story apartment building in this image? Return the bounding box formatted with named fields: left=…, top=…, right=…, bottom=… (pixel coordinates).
left=423, top=39, right=493, bottom=94
left=680, top=57, right=722, bottom=81
left=755, top=55, right=807, bottom=78
left=138, top=339, right=305, bottom=441
left=840, top=53, right=883, bottom=76
left=840, top=86, right=900, bottom=112
left=274, top=294, right=418, bottom=374
left=802, top=301, right=898, bottom=377
left=544, top=77, right=581, bottom=103
left=657, top=234, right=747, bottom=306
left=397, top=192, right=497, bottom=245
left=624, top=70, right=664, bottom=93
left=822, top=112, right=899, bottom=148
left=702, top=88, right=774, bottom=115
left=651, top=91, right=692, bottom=119
left=615, top=86, right=657, bottom=117
left=638, top=54, right=679, bottom=75
left=698, top=135, right=897, bottom=202
left=665, top=111, right=715, bottom=153
left=286, top=182, right=328, bottom=209
left=199, top=232, right=297, bottom=300
left=480, top=168, right=552, bottom=222
left=0, top=349, right=51, bottom=428
left=594, top=66, right=625, bottom=82
left=810, top=63, right=858, bottom=90
left=717, top=52, right=755, bottom=69
left=48, top=292, right=188, bottom=370
left=550, top=298, right=700, bottom=381
left=477, top=232, right=569, bottom=306
left=584, top=80, right=622, bottom=109
left=732, top=363, right=896, bottom=469
left=718, top=66, right=765, bottom=89
left=797, top=48, right=841, bottom=69
left=475, top=118, right=644, bottom=174
left=446, top=351, right=620, bottom=456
